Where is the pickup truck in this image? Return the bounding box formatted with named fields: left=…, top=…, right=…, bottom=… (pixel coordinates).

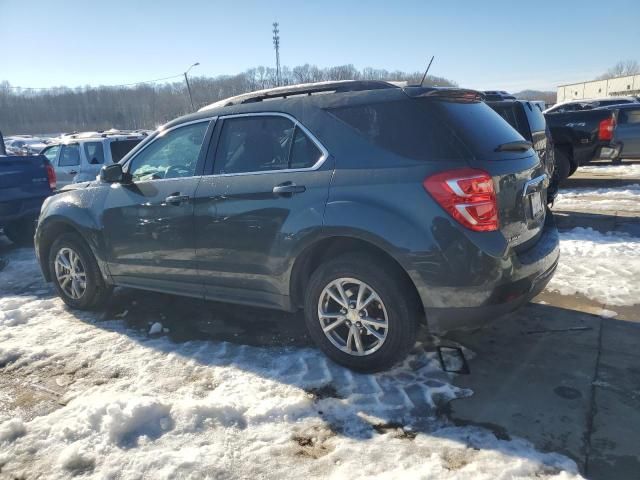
left=0, top=130, right=57, bottom=244
left=544, top=108, right=617, bottom=180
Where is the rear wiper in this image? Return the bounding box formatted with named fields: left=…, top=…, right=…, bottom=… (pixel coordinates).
left=494, top=140, right=532, bottom=152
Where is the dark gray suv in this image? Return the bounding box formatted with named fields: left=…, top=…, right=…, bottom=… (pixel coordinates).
left=35, top=81, right=559, bottom=372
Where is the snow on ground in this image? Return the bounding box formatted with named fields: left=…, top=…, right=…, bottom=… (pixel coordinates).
left=547, top=227, right=640, bottom=306
left=554, top=184, right=640, bottom=212
left=0, top=248, right=581, bottom=479
left=578, top=163, right=640, bottom=178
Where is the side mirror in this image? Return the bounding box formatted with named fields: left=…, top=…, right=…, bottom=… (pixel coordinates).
left=100, top=163, right=124, bottom=183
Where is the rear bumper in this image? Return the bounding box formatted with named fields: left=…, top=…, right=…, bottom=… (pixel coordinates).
left=0, top=198, right=46, bottom=227
left=596, top=144, right=621, bottom=160
left=415, top=212, right=560, bottom=333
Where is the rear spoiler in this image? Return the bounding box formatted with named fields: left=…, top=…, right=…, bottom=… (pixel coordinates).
left=402, top=86, right=485, bottom=102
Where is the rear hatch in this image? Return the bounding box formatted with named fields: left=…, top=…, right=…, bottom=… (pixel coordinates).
left=405, top=88, right=548, bottom=248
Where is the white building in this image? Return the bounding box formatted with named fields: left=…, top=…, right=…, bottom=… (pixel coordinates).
left=557, top=74, right=640, bottom=103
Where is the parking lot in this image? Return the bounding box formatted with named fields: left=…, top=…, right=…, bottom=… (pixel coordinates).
left=0, top=161, right=636, bottom=479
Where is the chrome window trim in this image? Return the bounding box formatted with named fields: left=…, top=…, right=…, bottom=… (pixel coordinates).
left=211, top=111, right=330, bottom=177
left=122, top=117, right=216, bottom=176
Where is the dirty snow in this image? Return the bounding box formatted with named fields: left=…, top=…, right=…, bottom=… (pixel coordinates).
left=554, top=184, right=640, bottom=211
left=578, top=163, right=640, bottom=178
left=547, top=228, right=640, bottom=306
left=0, top=247, right=581, bottom=479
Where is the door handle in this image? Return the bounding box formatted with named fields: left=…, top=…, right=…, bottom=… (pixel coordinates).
left=272, top=183, right=306, bottom=195
left=68, top=170, right=78, bottom=175
left=165, top=194, right=190, bottom=205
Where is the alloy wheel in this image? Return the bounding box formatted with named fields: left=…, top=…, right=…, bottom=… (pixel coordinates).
left=54, top=247, right=87, bottom=300
left=317, top=277, right=389, bottom=356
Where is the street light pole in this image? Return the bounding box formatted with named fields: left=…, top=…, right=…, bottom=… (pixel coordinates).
left=184, top=62, right=200, bottom=111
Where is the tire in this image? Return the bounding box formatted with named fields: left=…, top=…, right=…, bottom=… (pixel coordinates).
left=48, top=233, right=112, bottom=310
left=554, top=147, right=572, bottom=182
left=304, top=253, right=419, bottom=372
left=3, top=218, right=36, bottom=246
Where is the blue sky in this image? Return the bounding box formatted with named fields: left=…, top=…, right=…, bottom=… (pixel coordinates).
left=2, top=0, right=639, bottom=92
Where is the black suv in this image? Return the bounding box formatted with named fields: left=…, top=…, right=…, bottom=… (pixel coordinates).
left=35, top=81, right=559, bottom=372
left=485, top=96, right=558, bottom=201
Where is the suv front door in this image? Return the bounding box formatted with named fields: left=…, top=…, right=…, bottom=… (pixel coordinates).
left=194, top=113, right=332, bottom=309
left=102, top=120, right=213, bottom=295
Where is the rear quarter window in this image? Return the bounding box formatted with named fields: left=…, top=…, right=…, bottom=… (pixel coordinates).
left=326, top=100, right=473, bottom=162
left=328, top=98, right=528, bottom=162
left=524, top=103, right=547, bottom=134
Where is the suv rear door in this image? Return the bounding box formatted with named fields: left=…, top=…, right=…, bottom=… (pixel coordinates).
left=193, top=113, right=332, bottom=309
left=56, top=143, right=81, bottom=186
left=445, top=100, right=548, bottom=248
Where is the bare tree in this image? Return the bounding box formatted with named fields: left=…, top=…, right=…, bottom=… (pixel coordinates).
left=597, top=60, right=640, bottom=79
left=0, top=63, right=458, bottom=135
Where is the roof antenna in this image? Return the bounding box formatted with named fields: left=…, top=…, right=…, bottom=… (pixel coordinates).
left=420, top=56, right=435, bottom=87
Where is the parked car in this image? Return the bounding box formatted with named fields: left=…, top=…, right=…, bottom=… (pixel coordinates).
left=40, top=133, right=145, bottom=187
left=485, top=97, right=557, bottom=202
left=544, top=108, right=618, bottom=179
left=600, top=103, right=640, bottom=163
left=543, top=96, right=638, bottom=114
left=5, top=137, right=49, bottom=155
left=35, top=81, right=559, bottom=371
left=0, top=131, right=56, bottom=245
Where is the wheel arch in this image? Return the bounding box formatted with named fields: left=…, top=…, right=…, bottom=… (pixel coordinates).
left=289, top=235, right=424, bottom=321
left=37, top=217, right=108, bottom=283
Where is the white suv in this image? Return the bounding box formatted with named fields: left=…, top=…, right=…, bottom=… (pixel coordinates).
left=41, top=132, right=145, bottom=187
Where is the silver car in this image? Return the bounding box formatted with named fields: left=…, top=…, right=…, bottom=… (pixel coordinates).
left=41, top=134, right=144, bottom=187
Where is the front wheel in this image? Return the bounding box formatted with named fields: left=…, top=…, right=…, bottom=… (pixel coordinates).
left=48, top=233, right=112, bottom=310
left=304, top=253, right=419, bottom=372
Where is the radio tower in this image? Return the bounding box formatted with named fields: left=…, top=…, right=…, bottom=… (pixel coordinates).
left=272, top=22, right=281, bottom=87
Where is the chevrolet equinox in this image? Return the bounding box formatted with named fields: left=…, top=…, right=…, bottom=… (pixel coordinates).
left=35, top=81, right=559, bottom=372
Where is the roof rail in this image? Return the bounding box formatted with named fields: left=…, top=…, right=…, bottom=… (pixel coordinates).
left=199, top=80, right=399, bottom=111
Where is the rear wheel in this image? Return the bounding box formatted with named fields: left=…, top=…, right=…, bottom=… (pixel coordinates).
left=554, top=147, right=572, bottom=182
left=304, top=253, right=419, bottom=372
left=48, top=233, right=112, bottom=309
left=3, top=218, right=36, bottom=245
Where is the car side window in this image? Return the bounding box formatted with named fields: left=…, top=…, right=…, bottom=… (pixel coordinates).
left=59, top=144, right=80, bottom=167
left=214, top=116, right=294, bottom=174
left=289, top=126, right=323, bottom=169
left=128, top=122, right=208, bottom=182
left=83, top=141, right=105, bottom=165
left=42, top=145, right=60, bottom=163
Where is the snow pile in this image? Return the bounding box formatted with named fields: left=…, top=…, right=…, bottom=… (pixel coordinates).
left=547, top=228, right=640, bottom=306
left=578, top=163, right=640, bottom=178
left=0, top=248, right=582, bottom=479
left=554, top=184, right=640, bottom=211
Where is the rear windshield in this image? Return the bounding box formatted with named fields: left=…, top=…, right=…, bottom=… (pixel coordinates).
left=110, top=139, right=142, bottom=162
left=326, top=99, right=525, bottom=162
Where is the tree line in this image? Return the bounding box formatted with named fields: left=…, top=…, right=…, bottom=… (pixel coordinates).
left=0, top=64, right=456, bottom=135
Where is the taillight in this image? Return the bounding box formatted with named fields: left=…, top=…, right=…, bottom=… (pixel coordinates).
left=598, top=116, right=615, bottom=141
left=423, top=168, right=499, bottom=232
left=45, top=163, right=57, bottom=190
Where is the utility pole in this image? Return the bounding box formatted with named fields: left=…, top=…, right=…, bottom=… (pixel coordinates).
left=272, top=22, right=281, bottom=87
left=184, top=62, right=200, bottom=111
